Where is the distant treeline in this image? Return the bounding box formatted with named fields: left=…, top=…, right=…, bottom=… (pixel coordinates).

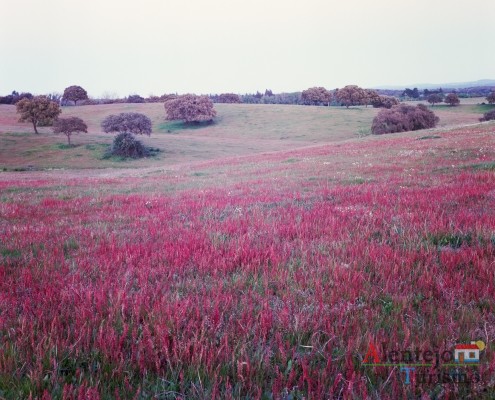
left=1, top=85, right=494, bottom=106
left=377, top=86, right=495, bottom=99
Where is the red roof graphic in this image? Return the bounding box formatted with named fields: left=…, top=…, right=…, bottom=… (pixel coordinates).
left=455, top=344, right=479, bottom=350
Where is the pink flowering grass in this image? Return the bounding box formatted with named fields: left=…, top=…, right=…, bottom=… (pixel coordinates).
left=0, top=124, right=494, bottom=399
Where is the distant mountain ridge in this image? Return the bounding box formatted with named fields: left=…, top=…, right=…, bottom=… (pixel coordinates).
left=374, top=79, right=495, bottom=90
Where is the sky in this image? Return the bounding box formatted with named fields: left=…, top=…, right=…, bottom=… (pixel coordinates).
left=1, top=0, right=494, bottom=97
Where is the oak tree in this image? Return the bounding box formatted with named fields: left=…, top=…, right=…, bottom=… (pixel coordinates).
left=444, top=93, right=460, bottom=106
left=16, top=96, right=61, bottom=134
left=301, top=87, right=332, bottom=106
left=52, top=116, right=88, bottom=146
left=164, top=94, right=217, bottom=123
left=486, top=91, right=495, bottom=104
left=62, top=85, right=88, bottom=106
left=427, top=94, right=443, bottom=106
left=335, top=85, right=366, bottom=108
left=101, top=112, right=152, bottom=135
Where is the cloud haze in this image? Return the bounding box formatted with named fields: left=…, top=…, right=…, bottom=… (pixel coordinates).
left=1, top=0, right=494, bottom=97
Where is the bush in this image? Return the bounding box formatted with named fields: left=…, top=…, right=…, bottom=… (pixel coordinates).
left=164, top=94, right=216, bottom=123
left=480, top=109, right=495, bottom=122
left=106, top=132, right=148, bottom=158
left=371, top=104, right=439, bottom=135
left=371, top=95, right=400, bottom=109
left=127, top=94, right=145, bottom=103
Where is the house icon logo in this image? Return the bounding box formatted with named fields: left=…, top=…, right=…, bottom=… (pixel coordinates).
left=454, top=341, right=485, bottom=363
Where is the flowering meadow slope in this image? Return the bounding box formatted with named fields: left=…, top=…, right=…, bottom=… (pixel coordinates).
left=1, top=124, right=495, bottom=399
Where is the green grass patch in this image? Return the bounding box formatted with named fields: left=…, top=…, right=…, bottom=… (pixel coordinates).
left=427, top=232, right=472, bottom=249
left=1, top=248, right=22, bottom=258
left=417, top=135, right=442, bottom=140
left=465, top=162, right=495, bottom=171
left=158, top=120, right=213, bottom=133
left=471, top=104, right=495, bottom=113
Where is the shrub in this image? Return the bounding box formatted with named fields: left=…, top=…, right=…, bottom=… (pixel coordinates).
left=127, top=94, right=145, bottom=103
left=101, top=112, right=152, bottom=135
left=106, top=132, right=148, bottom=158
left=486, top=91, right=495, bottom=104
left=371, top=104, right=439, bottom=135
left=480, top=109, right=495, bottom=122
left=217, top=93, right=241, bottom=103
left=164, top=94, right=216, bottom=123
left=371, top=95, right=400, bottom=109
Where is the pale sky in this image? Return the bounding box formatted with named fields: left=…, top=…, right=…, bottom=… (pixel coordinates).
left=1, top=0, right=494, bottom=97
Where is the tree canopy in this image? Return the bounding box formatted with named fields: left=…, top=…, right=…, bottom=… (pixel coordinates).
left=427, top=93, right=443, bottom=106
left=62, top=85, right=88, bottom=106
left=101, top=112, right=152, bottom=135
left=16, top=96, right=61, bottom=134
left=444, top=93, right=460, bottom=106
left=52, top=116, right=88, bottom=146
left=301, top=87, right=332, bottom=106
left=335, top=85, right=366, bottom=108
left=486, top=91, right=495, bottom=104
left=164, top=94, right=217, bottom=123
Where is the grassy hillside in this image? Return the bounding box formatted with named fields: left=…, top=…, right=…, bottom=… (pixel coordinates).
left=0, top=99, right=492, bottom=171
left=0, top=100, right=494, bottom=399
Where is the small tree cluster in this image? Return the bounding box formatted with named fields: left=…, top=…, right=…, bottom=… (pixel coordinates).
left=444, top=93, right=460, bottom=106
left=62, top=85, right=89, bottom=106
left=480, top=109, right=495, bottom=122
left=101, top=112, right=152, bottom=158
left=52, top=117, right=88, bottom=146
left=16, top=96, right=61, bottom=134
left=127, top=94, right=145, bottom=103
left=486, top=91, right=495, bottom=104
left=371, top=95, right=400, bottom=109
left=0, top=91, right=33, bottom=105
left=216, top=93, right=241, bottom=103
left=371, top=104, right=439, bottom=135
left=427, top=93, right=443, bottom=106
left=164, top=94, right=216, bottom=123
left=335, top=85, right=366, bottom=108
left=301, top=87, right=332, bottom=106
left=101, top=112, right=152, bottom=135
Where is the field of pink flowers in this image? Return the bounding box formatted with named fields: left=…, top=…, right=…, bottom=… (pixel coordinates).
left=1, top=124, right=495, bottom=399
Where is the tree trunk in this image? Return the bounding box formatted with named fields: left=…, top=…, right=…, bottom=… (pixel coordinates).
left=33, top=121, right=38, bottom=134
left=67, top=134, right=71, bottom=146
left=74, top=100, right=77, bottom=106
